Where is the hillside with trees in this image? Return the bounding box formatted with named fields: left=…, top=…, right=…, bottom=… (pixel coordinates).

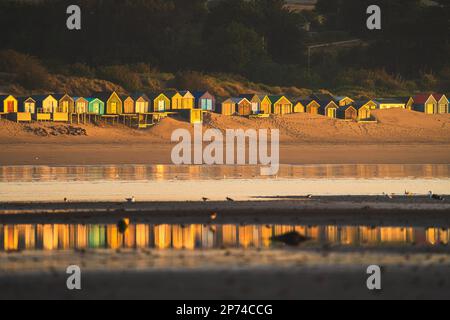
left=0, top=0, right=448, bottom=97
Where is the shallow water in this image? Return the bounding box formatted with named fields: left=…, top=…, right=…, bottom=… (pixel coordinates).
left=0, top=164, right=448, bottom=201
left=1, top=222, right=449, bottom=252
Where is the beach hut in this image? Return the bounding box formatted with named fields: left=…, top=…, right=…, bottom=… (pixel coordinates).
left=235, top=98, right=252, bottom=116
left=32, top=95, right=58, bottom=121
left=121, top=95, right=135, bottom=114
left=18, top=97, right=36, bottom=114
left=193, top=91, right=215, bottom=111
left=132, top=94, right=150, bottom=114
left=87, top=98, right=105, bottom=115
left=179, top=91, right=195, bottom=110
left=219, top=98, right=236, bottom=116
left=404, top=97, right=414, bottom=111
left=334, top=96, right=354, bottom=107
left=298, top=99, right=320, bottom=115
left=150, top=93, right=171, bottom=112
left=353, top=101, right=372, bottom=120
left=73, top=97, right=88, bottom=114
left=163, top=90, right=183, bottom=110
left=337, top=105, right=357, bottom=121
left=53, top=94, right=74, bottom=114
left=318, top=100, right=339, bottom=118
left=259, top=95, right=272, bottom=114
left=239, top=94, right=261, bottom=114
left=268, top=96, right=293, bottom=115
left=433, top=94, right=449, bottom=114
left=374, top=98, right=406, bottom=109
left=413, top=94, right=437, bottom=114
left=104, top=92, right=123, bottom=115
left=0, top=95, right=18, bottom=114
left=292, top=100, right=306, bottom=113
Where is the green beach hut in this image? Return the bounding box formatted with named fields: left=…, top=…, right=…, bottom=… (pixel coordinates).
left=87, top=98, right=105, bottom=115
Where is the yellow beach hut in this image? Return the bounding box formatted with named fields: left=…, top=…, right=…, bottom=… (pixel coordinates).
left=132, top=94, right=150, bottom=114
left=334, top=96, right=354, bottom=107
left=121, top=95, right=135, bottom=114
left=150, top=93, right=171, bottom=112
left=413, top=94, right=437, bottom=114
left=18, top=97, right=36, bottom=114
left=32, top=95, right=58, bottom=121
left=293, top=100, right=306, bottom=113
left=0, top=95, right=18, bottom=114
left=268, top=95, right=292, bottom=115
left=179, top=91, right=195, bottom=110
left=433, top=94, right=449, bottom=114
left=259, top=95, right=272, bottom=114
left=374, top=98, right=406, bottom=109
left=353, top=101, right=372, bottom=121
left=318, top=100, right=339, bottom=119
left=164, top=90, right=183, bottom=110
left=239, top=94, right=261, bottom=114
left=220, top=98, right=236, bottom=116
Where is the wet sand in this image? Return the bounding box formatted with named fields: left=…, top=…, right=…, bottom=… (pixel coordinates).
left=1, top=142, right=450, bottom=166
left=1, top=197, right=450, bottom=227
left=1, top=249, right=450, bottom=299
left=1, top=199, right=450, bottom=299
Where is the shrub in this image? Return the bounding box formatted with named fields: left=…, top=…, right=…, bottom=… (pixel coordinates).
left=0, top=49, right=51, bottom=89
left=98, top=65, right=142, bottom=91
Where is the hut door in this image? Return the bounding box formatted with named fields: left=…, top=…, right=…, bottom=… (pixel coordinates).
left=111, top=102, right=117, bottom=114
left=426, top=104, right=434, bottom=114
left=7, top=101, right=14, bottom=113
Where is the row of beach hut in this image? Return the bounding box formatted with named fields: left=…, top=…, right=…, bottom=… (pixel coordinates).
left=0, top=91, right=448, bottom=126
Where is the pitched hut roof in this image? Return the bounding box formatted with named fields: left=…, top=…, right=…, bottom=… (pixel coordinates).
left=413, top=94, right=434, bottom=104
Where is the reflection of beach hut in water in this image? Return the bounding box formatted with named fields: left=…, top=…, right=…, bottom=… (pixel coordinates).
left=337, top=105, right=357, bottom=121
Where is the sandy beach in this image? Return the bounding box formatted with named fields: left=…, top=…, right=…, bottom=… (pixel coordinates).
left=0, top=109, right=449, bottom=166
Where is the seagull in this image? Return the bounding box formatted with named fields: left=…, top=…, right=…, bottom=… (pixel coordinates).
left=270, top=231, right=311, bottom=246
left=429, top=191, right=445, bottom=201
left=210, top=212, right=218, bottom=220
left=117, top=218, right=130, bottom=234
left=306, top=194, right=313, bottom=199
left=383, top=192, right=393, bottom=199
left=126, top=196, right=136, bottom=203
left=226, top=197, right=235, bottom=202
left=405, top=190, right=414, bottom=196
left=64, top=197, right=68, bottom=203
left=202, top=197, right=209, bottom=202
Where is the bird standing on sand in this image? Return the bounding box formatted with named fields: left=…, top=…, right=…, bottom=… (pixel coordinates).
left=383, top=192, right=393, bottom=199
left=64, top=197, right=68, bottom=203
left=429, top=191, right=445, bottom=201
left=306, top=194, right=313, bottom=199
left=117, top=218, right=130, bottom=233
left=270, top=231, right=311, bottom=246
left=226, top=197, right=235, bottom=202
left=126, top=196, right=136, bottom=203
left=210, top=212, right=218, bottom=220
left=405, top=190, right=414, bottom=196
left=202, top=197, right=209, bottom=202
